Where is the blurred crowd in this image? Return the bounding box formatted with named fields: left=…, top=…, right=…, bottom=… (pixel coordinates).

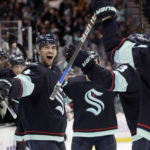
left=0, top=0, right=144, bottom=63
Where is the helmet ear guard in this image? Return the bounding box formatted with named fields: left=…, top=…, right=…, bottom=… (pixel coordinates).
left=36, top=34, right=59, bottom=50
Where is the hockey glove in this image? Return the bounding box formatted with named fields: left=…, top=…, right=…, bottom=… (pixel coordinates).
left=65, top=44, right=95, bottom=74
left=91, top=0, right=117, bottom=22
left=0, top=79, right=12, bottom=103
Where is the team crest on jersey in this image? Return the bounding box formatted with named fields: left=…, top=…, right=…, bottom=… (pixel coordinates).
left=85, top=88, right=105, bottom=116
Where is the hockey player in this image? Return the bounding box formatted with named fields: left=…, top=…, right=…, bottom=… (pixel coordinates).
left=0, top=54, right=25, bottom=123
left=91, top=0, right=150, bottom=149
left=0, top=54, right=25, bottom=149
left=64, top=42, right=144, bottom=149
left=0, top=34, right=67, bottom=150
left=0, top=54, right=25, bottom=78
left=63, top=51, right=118, bottom=150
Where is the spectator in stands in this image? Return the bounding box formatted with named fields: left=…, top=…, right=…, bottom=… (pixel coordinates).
left=9, top=34, right=27, bottom=59
left=0, top=0, right=142, bottom=63
left=116, top=3, right=126, bottom=23
left=0, top=31, right=9, bottom=51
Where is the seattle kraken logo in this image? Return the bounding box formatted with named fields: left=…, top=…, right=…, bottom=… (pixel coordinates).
left=55, top=88, right=64, bottom=115
left=85, top=89, right=105, bottom=116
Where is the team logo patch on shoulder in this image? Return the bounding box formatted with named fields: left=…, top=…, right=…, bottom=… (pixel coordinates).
left=23, top=69, right=31, bottom=75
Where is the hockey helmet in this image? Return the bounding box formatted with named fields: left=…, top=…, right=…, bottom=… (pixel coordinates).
left=10, top=54, right=25, bottom=65
left=36, top=34, right=58, bottom=50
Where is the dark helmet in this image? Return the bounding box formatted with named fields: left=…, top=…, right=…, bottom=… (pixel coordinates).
left=10, top=54, right=25, bottom=65
left=36, top=34, right=59, bottom=50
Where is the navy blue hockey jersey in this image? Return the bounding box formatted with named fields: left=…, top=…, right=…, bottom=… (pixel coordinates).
left=86, top=63, right=141, bottom=141
left=63, top=75, right=118, bottom=138
left=9, top=63, right=67, bottom=142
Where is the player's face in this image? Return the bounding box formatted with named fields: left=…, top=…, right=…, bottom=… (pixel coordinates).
left=39, top=44, right=57, bottom=67
left=12, top=64, right=24, bottom=75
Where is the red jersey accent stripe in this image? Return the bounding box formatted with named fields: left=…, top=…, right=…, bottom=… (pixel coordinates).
left=138, top=123, right=150, bottom=129
left=16, top=141, right=26, bottom=143
left=109, top=70, right=115, bottom=91
left=110, top=38, right=126, bottom=60
left=15, top=78, right=23, bottom=97
left=74, top=126, right=118, bottom=132
left=131, top=131, right=136, bottom=134
left=15, top=131, right=64, bottom=135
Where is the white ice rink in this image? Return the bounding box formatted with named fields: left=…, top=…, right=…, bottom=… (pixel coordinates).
left=117, top=142, right=132, bottom=150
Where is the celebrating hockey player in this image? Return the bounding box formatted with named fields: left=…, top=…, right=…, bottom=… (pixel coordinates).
left=92, top=0, right=150, bottom=149
left=0, top=34, right=67, bottom=150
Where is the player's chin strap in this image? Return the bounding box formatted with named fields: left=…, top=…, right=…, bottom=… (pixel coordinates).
left=49, top=13, right=97, bottom=100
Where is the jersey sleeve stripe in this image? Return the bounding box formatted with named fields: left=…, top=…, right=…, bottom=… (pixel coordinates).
left=15, top=74, right=35, bottom=97
left=14, top=78, right=23, bottom=97
left=108, top=70, right=115, bottom=90
left=110, top=38, right=126, bottom=60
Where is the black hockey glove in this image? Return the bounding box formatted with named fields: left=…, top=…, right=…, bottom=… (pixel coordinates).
left=65, top=44, right=95, bottom=74
left=0, top=79, right=12, bottom=103
left=91, top=0, right=117, bottom=22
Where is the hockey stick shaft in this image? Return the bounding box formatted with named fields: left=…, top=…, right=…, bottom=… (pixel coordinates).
left=1, top=100, right=17, bottom=119
left=50, top=14, right=96, bottom=100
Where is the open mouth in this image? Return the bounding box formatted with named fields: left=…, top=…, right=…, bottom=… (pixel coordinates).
left=47, top=56, right=53, bottom=60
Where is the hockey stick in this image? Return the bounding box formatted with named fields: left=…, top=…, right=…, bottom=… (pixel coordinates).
left=0, top=100, right=17, bottom=119
left=49, top=13, right=97, bottom=100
